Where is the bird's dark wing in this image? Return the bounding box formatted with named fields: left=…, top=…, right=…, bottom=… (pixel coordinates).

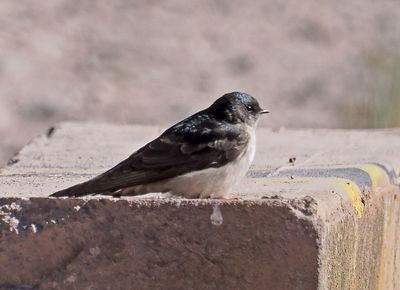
left=51, top=116, right=249, bottom=197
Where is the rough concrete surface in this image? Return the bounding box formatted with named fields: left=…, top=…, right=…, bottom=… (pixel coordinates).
left=0, top=122, right=399, bottom=290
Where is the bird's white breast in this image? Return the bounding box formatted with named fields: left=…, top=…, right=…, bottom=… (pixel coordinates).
left=167, top=126, right=256, bottom=198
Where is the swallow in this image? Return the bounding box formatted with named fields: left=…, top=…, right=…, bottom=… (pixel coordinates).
left=51, top=92, right=269, bottom=198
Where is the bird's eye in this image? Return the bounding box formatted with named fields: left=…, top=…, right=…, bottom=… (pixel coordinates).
left=246, top=105, right=254, bottom=111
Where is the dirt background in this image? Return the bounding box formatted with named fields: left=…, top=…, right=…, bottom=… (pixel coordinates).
left=1, top=0, right=399, bottom=165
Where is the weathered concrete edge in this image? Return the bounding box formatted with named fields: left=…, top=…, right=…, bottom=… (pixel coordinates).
left=0, top=196, right=320, bottom=289
left=318, top=186, right=400, bottom=290
left=1, top=187, right=398, bottom=290
left=1, top=123, right=400, bottom=289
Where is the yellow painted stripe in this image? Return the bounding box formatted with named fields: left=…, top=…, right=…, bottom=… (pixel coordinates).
left=356, top=164, right=388, bottom=188
left=257, top=163, right=392, bottom=218
left=295, top=163, right=391, bottom=188
left=255, top=176, right=366, bottom=218
left=334, top=179, right=364, bottom=218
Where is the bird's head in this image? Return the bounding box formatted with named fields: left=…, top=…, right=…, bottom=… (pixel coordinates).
left=209, top=92, right=269, bottom=126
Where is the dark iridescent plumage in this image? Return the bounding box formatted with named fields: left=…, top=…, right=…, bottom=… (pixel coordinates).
left=51, top=92, right=268, bottom=197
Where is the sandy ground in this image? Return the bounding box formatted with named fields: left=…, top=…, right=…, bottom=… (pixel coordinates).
left=0, top=0, right=399, bottom=165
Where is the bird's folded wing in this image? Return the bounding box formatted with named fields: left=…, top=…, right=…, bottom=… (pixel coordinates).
left=51, top=122, right=249, bottom=197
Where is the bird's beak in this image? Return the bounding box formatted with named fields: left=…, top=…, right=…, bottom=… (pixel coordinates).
left=260, top=109, right=270, bottom=114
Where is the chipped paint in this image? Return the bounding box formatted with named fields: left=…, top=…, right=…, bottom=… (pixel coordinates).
left=0, top=202, right=22, bottom=234
left=31, top=224, right=37, bottom=233
left=334, top=179, right=364, bottom=218
left=210, top=204, right=223, bottom=226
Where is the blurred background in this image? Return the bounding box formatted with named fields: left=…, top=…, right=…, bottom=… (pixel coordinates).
left=1, top=0, right=399, bottom=165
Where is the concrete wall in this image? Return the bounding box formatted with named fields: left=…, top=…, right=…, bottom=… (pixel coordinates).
left=0, top=123, right=399, bottom=289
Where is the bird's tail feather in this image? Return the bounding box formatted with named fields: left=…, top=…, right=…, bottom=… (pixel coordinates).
left=51, top=182, right=93, bottom=197
left=50, top=180, right=116, bottom=197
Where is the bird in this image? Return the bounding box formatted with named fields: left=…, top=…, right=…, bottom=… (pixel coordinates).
left=50, top=92, right=269, bottom=198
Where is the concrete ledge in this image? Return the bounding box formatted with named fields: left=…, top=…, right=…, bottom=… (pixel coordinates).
left=0, top=122, right=399, bottom=290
